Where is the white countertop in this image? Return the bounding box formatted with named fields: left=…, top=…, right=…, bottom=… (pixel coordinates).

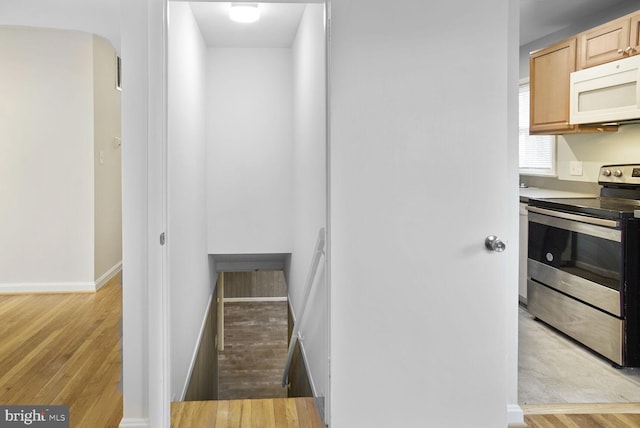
left=519, top=187, right=597, bottom=202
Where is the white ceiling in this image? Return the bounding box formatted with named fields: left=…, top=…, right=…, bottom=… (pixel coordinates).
left=0, top=0, right=121, bottom=51
left=520, top=0, right=633, bottom=46
left=190, top=0, right=636, bottom=49
left=189, top=2, right=307, bottom=48
left=0, top=0, right=636, bottom=51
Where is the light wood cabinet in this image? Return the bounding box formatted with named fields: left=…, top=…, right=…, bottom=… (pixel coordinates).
left=529, top=38, right=577, bottom=134
left=529, top=38, right=618, bottom=135
left=528, top=10, right=640, bottom=134
left=578, top=11, right=640, bottom=70
left=631, top=14, right=640, bottom=56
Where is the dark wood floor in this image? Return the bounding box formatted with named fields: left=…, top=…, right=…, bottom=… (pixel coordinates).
left=218, top=301, right=288, bottom=400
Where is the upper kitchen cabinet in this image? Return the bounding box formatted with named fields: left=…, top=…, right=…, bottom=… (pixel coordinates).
left=530, top=37, right=618, bottom=135
left=578, top=11, right=640, bottom=70
left=632, top=13, right=640, bottom=58
left=529, top=38, right=576, bottom=134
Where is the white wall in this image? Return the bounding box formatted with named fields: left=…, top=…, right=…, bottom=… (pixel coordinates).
left=0, top=26, right=95, bottom=291
left=0, top=26, right=121, bottom=292
left=0, top=0, right=121, bottom=52
left=206, top=48, right=293, bottom=254
left=93, top=34, right=122, bottom=285
left=289, top=3, right=328, bottom=411
left=556, top=126, right=640, bottom=182
left=167, top=2, right=212, bottom=401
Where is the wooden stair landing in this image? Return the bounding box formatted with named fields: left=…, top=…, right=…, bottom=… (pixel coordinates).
left=171, top=397, right=324, bottom=428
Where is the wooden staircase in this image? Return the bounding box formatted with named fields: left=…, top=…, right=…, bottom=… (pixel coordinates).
left=174, top=271, right=325, bottom=427
left=171, top=397, right=324, bottom=427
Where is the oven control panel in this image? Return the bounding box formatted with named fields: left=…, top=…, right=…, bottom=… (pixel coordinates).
left=599, top=164, right=640, bottom=185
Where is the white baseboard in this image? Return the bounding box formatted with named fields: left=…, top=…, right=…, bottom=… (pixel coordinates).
left=180, top=292, right=215, bottom=401
left=0, top=261, right=122, bottom=294
left=297, top=338, right=327, bottom=424
left=0, top=282, right=95, bottom=294
left=288, top=296, right=318, bottom=398
left=297, top=338, right=318, bottom=399
left=119, top=418, right=149, bottom=428
left=95, top=261, right=123, bottom=290
left=507, top=403, right=525, bottom=426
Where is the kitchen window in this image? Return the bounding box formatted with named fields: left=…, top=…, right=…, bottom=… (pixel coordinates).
left=519, top=81, right=556, bottom=176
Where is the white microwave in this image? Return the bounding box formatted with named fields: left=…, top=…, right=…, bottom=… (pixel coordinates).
left=570, top=54, right=640, bottom=125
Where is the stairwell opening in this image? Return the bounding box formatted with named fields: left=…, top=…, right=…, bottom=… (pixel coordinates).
left=183, top=252, right=317, bottom=403
left=217, top=270, right=289, bottom=400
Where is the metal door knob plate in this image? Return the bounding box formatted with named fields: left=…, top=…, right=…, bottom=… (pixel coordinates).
left=485, top=235, right=506, bottom=252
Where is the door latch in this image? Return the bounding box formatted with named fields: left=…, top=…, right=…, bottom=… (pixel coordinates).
left=160, top=232, right=166, bottom=246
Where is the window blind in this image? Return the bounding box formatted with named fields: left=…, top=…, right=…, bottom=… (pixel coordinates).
left=519, top=83, right=556, bottom=175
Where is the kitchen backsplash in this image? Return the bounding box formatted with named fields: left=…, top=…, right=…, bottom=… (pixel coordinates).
left=521, top=123, right=640, bottom=191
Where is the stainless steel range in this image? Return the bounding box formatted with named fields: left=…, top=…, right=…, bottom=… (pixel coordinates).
left=527, top=164, right=640, bottom=367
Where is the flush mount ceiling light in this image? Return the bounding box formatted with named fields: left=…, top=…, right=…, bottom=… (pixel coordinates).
left=229, top=3, right=260, bottom=23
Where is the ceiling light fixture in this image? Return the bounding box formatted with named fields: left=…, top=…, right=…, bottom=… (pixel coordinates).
left=229, top=3, right=260, bottom=23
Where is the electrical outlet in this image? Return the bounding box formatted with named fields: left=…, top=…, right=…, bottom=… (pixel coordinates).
left=569, top=161, right=583, bottom=176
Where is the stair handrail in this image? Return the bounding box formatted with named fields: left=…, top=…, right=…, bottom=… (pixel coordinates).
left=282, top=227, right=326, bottom=387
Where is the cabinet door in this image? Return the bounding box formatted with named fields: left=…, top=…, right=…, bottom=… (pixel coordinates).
left=630, top=13, right=640, bottom=56
left=530, top=38, right=576, bottom=134
left=578, top=16, right=630, bottom=69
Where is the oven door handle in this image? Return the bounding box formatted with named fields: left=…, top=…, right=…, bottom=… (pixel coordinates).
left=527, top=206, right=620, bottom=228
left=527, top=207, right=621, bottom=242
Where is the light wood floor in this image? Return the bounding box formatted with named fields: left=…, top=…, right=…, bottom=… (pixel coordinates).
left=7, top=275, right=640, bottom=427
left=523, top=404, right=640, bottom=427
left=171, top=397, right=324, bottom=428
left=0, top=274, right=123, bottom=428
left=524, top=413, right=640, bottom=427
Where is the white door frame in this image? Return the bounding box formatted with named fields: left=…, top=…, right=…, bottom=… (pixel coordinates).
left=120, top=0, right=170, bottom=426
left=146, top=0, right=170, bottom=425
